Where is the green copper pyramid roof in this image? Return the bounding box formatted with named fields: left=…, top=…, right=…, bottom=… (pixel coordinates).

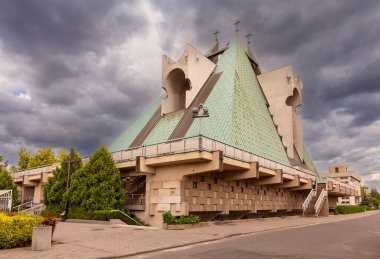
left=108, top=36, right=321, bottom=170
left=143, top=110, right=184, bottom=146
left=303, top=145, right=318, bottom=173
left=185, top=37, right=290, bottom=166
left=108, top=97, right=162, bottom=152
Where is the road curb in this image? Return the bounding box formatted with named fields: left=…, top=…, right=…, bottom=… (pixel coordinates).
left=98, top=211, right=377, bottom=258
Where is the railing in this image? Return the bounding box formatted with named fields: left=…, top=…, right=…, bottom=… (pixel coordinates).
left=302, top=189, right=316, bottom=215
left=125, top=194, right=145, bottom=205
left=13, top=135, right=318, bottom=181
left=22, top=197, right=34, bottom=203
left=13, top=201, right=33, bottom=212
left=13, top=163, right=60, bottom=179
left=21, top=204, right=45, bottom=215
left=322, top=176, right=355, bottom=190
left=314, top=188, right=328, bottom=216
left=129, top=180, right=146, bottom=194
left=0, top=190, right=12, bottom=212
left=110, top=210, right=143, bottom=226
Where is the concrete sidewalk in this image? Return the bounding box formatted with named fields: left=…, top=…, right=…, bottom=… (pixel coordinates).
left=1, top=211, right=377, bottom=259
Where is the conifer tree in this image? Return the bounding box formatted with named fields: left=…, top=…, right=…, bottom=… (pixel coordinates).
left=43, top=149, right=82, bottom=214
left=69, top=146, right=125, bottom=211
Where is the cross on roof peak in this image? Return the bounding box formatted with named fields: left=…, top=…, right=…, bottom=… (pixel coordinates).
left=246, top=33, right=252, bottom=44
left=214, top=30, right=219, bottom=42
left=234, top=20, right=240, bottom=32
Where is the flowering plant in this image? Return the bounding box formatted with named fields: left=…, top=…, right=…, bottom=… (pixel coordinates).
left=42, top=215, right=58, bottom=236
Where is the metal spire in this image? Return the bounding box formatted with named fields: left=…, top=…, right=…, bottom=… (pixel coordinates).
left=214, top=30, right=219, bottom=42
left=234, top=20, right=240, bottom=32
left=246, top=33, right=252, bottom=45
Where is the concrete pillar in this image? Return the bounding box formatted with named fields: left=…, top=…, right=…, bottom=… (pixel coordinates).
left=32, top=226, right=52, bottom=251
left=33, top=184, right=43, bottom=204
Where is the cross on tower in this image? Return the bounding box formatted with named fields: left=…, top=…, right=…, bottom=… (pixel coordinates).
left=61, top=148, right=81, bottom=221
left=214, top=30, right=219, bottom=42
left=246, top=33, right=252, bottom=45
left=234, top=20, right=240, bottom=32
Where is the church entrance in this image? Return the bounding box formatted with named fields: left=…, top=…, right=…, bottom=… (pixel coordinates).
left=123, top=175, right=146, bottom=211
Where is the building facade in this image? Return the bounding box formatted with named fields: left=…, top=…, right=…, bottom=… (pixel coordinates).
left=321, top=166, right=362, bottom=205
left=12, top=32, right=360, bottom=226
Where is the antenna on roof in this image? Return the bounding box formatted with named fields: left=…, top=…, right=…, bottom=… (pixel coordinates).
left=214, top=30, right=219, bottom=42
left=234, top=20, right=240, bottom=33
left=246, top=33, right=252, bottom=45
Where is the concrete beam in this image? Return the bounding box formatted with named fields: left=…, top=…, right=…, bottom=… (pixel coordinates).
left=222, top=162, right=258, bottom=181
left=253, top=169, right=282, bottom=185
left=258, top=167, right=277, bottom=177
left=136, top=156, right=156, bottom=174
left=276, top=175, right=300, bottom=188
left=300, top=178, right=309, bottom=184
left=289, top=179, right=312, bottom=191
left=28, top=174, right=42, bottom=182
left=223, top=157, right=251, bottom=171
left=116, top=160, right=136, bottom=169
left=22, top=176, right=38, bottom=186
left=282, top=173, right=295, bottom=181
left=145, top=151, right=213, bottom=166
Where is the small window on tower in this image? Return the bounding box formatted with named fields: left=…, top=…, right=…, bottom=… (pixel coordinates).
left=193, top=182, right=197, bottom=189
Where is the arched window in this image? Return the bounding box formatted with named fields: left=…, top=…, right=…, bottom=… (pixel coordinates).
left=162, top=68, right=191, bottom=114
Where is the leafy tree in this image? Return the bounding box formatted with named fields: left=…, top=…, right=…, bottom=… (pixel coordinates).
left=69, top=146, right=125, bottom=211
left=27, top=147, right=58, bottom=168
left=43, top=149, right=82, bottom=215
left=0, top=166, right=20, bottom=207
left=361, top=187, right=371, bottom=206
left=9, top=166, right=17, bottom=174
left=18, top=148, right=31, bottom=170
left=57, top=148, right=69, bottom=162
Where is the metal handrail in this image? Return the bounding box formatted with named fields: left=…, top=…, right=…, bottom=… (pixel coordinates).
left=13, top=201, right=33, bottom=212
left=128, top=180, right=146, bottom=194
left=314, top=188, right=328, bottom=216
left=21, top=204, right=45, bottom=215
left=302, top=189, right=316, bottom=214
left=110, top=210, right=143, bottom=226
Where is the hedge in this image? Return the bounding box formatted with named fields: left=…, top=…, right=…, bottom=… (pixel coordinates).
left=162, top=211, right=200, bottom=225
left=0, top=213, right=45, bottom=249
left=334, top=205, right=366, bottom=215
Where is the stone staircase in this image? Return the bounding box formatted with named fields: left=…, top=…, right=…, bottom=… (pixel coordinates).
left=304, top=185, right=327, bottom=217
left=125, top=176, right=146, bottom=211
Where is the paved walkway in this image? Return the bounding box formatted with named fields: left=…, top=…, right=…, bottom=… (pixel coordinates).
left=1, top=211, right=377, bottom=259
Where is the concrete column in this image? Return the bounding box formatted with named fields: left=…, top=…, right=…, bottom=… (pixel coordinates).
left=32, top=226, right=52, bottom=251
left=33, top=184, right=43, bottom=204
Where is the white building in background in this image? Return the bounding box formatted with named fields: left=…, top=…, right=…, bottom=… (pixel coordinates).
left=321, top=166, right=362, bottom=205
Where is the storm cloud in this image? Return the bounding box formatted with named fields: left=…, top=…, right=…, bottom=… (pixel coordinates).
left=0, top=0, right=379, bottom=188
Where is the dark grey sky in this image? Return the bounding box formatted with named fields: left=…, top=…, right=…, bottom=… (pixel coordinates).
left=0, top=0, right=379, bottom=188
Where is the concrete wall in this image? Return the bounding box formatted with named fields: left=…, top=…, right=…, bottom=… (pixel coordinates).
left=138, top=170, right=307, bottom=227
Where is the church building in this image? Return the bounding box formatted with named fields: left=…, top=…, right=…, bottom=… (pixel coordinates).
left=12, top=27, right=360, bottom=226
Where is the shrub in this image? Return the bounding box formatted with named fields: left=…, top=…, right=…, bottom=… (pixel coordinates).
left=334, top=205, right=366, bottom=215
left=0, top=213, right=45, bottom=249
left=42, top=215, right=58, bottom=236
left=162, top=211, right=200, bottom=225
left=41, top=205, right=64, bottom=218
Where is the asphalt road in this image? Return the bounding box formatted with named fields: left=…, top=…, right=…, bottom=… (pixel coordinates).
left=138, top=211, right=380, bottom=259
